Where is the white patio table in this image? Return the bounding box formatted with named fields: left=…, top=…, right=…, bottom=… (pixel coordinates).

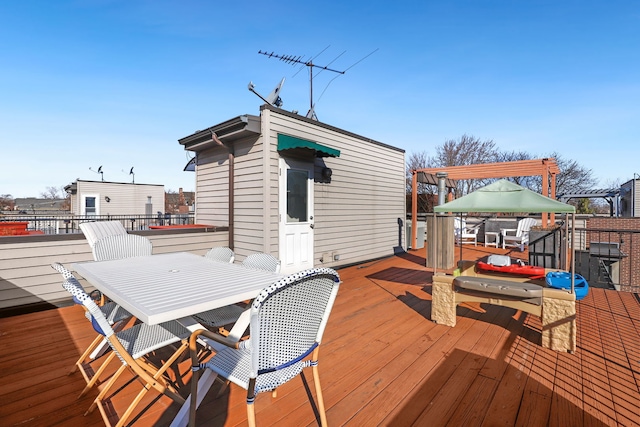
left=72, top=251, right=282, bottom=427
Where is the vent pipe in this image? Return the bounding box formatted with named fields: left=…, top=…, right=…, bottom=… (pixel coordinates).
left=436, top=172, right=448, bottom=211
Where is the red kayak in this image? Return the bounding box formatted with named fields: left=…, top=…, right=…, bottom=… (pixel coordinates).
left=476, top=261, right=545, bottom=279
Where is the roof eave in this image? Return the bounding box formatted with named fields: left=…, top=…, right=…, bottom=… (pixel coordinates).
left=178, top=114, right=261, bottom=152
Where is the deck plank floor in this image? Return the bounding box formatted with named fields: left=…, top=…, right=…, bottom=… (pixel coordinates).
left=1, top=246, right=639, bottom=426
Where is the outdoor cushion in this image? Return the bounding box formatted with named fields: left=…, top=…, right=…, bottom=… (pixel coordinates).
left=454, top=276, right=543, bottom=299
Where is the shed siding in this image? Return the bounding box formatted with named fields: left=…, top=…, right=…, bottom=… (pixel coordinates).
left=194, top=149, right=230, bottom=226
left=193, top=134, right=279, bottom=262
left=266, top=109, right=406, bottom=268
left=232, top=134, right=279, bottom=259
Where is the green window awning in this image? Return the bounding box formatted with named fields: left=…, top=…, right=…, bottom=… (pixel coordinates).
left=277, top=134, right=340, bottom=158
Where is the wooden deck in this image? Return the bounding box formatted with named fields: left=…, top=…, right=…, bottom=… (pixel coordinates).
left=2, top=246, right=640, bottom=426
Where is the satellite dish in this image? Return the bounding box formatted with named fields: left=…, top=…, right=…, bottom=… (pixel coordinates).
left=248, top=77, right=285, bottom=107
left=89, top=165, right=105, bottom=181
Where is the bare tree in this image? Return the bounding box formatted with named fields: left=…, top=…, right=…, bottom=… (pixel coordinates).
left=0, top=194, right=14, bottom=211
left=604, top=178, right=622, bottom=189
left=496, top=150, right=538, bottom=187
left=405, top=151, right=432, bottom=193
left=405, top=151, right=437, bottom=214
left=526, top=152, right=597, bottom=196
left=433, top=134, right=498, bottom=196
left=40, top=186, right=65, bottom=199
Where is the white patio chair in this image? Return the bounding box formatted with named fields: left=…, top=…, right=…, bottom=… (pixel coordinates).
left=92, top=234, right=153, bottom=261
left=454, top=217, right=479, bottom=246
left=58, top=270, right=191, bottom=427
left=241, top=252, right=281, bottom=273
left=79, top=220, right=128, bottom=260
left=51, top=262, right=132, bottom=397
left=501, top=217, right=537, bottom=251
left=204, top=246, right=235, bottom=263
left=79, top=222, right=132, bottom=307
left=188, top=267, right=341, bottom=427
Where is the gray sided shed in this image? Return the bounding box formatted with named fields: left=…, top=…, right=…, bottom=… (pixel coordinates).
left=620, top=178, right=640, bottom=217
left=179, top=105, right=405, bottom=273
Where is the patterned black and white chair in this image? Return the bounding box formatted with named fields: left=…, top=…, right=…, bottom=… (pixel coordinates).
left=188, top=267, right=340, bottom=427
left=193, top=251, right=280, bottom=332
left=51, top=262, right=131, bottom=398
left=54, top=265, right=190, bottom=426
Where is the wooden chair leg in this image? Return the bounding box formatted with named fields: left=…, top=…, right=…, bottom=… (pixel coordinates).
left=247, top=402, right=257, bottom=427
left=78, top=351, right=117, bottom=398
left=71, top=334, right=105, bottom=375
left=311, top=348, right=327, bottom=427
left=86, top=363, right=127, bottom=416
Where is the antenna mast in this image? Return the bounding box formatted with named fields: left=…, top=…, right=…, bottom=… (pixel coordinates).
left=258, top=50, right=345, bottom=119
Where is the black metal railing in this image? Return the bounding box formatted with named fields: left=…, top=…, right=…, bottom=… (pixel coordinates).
left=528, top=224, right=639, bottom=292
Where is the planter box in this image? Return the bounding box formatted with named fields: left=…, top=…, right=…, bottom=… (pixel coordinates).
left=0, top=222, right=29, bottom=236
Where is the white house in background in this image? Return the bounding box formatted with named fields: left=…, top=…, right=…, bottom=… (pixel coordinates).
left=178, top=104, right=406, bottom=274
left=64, top=180, right=165, bottom=217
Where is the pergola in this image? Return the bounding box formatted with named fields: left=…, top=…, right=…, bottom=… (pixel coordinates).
left=558, top=188, right=620, bottom=216
left=410, top=158, right=561, bottom=248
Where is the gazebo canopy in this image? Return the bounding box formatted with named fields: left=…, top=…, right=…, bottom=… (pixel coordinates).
left=434, top=179, right=575, bottom=214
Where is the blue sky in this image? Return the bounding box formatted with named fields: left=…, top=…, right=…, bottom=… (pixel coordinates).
left=2, top=1, right=639, bottom=198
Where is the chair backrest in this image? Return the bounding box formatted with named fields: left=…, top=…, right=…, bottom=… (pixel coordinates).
left=249, top=268, right=340, bottom=377
left=454, top=217, right=476, bottom=236
left=204, top=246, right=235, bottom=263
left=516, top=218, right=537, bottom=237
left=454, top=217, right=465, bottom=234
left=92, top=234, right=153, bottom=261
left=59, top=273, right=131, bottom=367
left=52, top=265, right=131, bottom=359
left=51, top=261, right=74, bottom=280
left=242, top=253, right=281, bottom=273
left=79, top=221, right=128, bottom=247
left=51, top=262, right=87, bottom=304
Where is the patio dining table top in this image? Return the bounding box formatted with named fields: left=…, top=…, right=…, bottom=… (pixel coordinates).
left=71, top=251, right=281, bottom=325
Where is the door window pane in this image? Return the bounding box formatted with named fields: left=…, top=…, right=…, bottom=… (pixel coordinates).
left=287, top=169, right=308, bottom=223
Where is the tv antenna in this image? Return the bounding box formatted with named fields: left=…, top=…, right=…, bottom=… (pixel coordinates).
left=121, top=167, right=135, bottom=183
left=89, top=165, right=104, bottom=181
left=258, top=50, right=346, bottom=120
left=248, top=77, right=285, bottom=108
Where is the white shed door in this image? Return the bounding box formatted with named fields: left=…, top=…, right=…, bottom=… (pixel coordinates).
left=279, top=158, right=314, bottom=274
